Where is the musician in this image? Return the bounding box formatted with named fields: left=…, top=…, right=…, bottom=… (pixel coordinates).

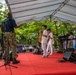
left=2, top=12, right=20, bottom=65
left=41, top=25, right=48, bottom=58
left=67, top=31, right=73, bottom=48
left=60, top=31, right=73, bottom=50
left=46, top=29, right=54, bottom=56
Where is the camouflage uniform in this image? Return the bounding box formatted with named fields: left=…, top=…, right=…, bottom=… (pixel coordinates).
left=2, top=12, right=20, bottom=64
left=2, top=17, right=18, bottom=59
left=4, top=32, right=17, bottom=58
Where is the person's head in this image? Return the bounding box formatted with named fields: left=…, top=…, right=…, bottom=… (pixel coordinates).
left=7, top=12, right=12, bottom=18
left=47, top=29, right=51, bottom=34
left=42, top=25, right=47, bottom=30
left=68, top=31, right=73, bottom=35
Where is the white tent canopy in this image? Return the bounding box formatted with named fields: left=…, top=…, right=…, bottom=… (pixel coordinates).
left=5, top=0, right=76, bottom=25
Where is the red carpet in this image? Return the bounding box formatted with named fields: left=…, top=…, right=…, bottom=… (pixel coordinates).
left=0, top=52, right=76, bottom=75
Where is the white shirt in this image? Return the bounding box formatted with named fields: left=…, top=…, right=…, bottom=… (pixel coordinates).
left=42, top=30, right=47, bottom=44
left=49, top=32, right=54, bottom=44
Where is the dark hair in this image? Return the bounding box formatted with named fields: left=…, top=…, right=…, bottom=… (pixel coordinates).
left=69, top=31, right=73, bottom=35
left=47, top=29, right=51, bottom=31
left=42, top=25, right=47, bottom=28
left=7, top=12, right=12, bottom=18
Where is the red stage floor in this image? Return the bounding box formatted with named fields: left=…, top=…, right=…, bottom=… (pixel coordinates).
left=0, top=52, right=76, bottom=75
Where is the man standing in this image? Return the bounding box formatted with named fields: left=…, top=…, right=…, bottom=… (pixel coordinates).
left=41, top=25, right=47, bottom=58
left=2, top=12, right=20, bottom=65
left=67, top=32, right=73, bottom=48
left=46, top=29, right=54, bottom=56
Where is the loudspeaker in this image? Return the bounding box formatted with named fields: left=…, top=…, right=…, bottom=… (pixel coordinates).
left=63, top=48, right=74, bottom=61
left=65, top=48, right=74, bottom=52
left=63, top=51, right=73, bottom=60
left=69, top=53, right=76, bottom=62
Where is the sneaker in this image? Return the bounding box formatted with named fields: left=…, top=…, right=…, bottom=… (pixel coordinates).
left=42, top=56, right=45, bottom=58
left=45, top=55, right=49, bottom=58
left=50, top=53, right=53, bottom=55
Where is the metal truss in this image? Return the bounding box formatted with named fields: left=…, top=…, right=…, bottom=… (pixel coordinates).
left=50, top=0, right=70, bottom=18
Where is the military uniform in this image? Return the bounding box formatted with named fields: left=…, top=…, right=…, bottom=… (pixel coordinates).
left=4, top=32, right=17, bottom=58
left=2, top=17, right=19, bottom=64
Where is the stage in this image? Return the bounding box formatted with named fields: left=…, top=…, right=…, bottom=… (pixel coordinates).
left=0, top=52, right=76, bottom=75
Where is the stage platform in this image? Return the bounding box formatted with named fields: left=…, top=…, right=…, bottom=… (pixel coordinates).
left=0, top=52, right=76, bottom=75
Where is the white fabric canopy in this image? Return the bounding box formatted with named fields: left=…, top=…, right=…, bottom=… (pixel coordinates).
left=5, top=0, right=76, bottom=25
